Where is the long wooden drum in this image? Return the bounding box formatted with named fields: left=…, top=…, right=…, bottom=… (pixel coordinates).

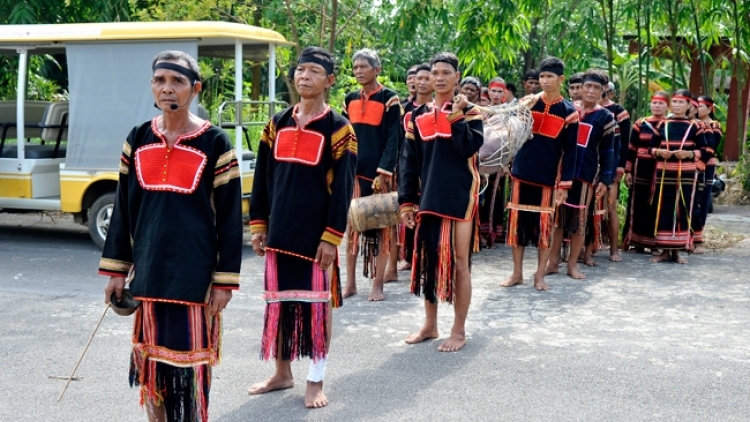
left=348, top=191, right=399, bottom=232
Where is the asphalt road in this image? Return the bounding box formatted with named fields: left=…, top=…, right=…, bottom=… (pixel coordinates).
left=1, top=210, right=749, bottom=422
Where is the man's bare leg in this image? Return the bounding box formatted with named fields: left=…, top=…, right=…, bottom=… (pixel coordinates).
left=383, top=226, right=399, bottom=283
left=305, top=300, right=333, bottom=408
left=583, top=242, right=597, bottom=266
left=439, top=220, right=472, bottom=352
left=607, top=185, right=622, bottom=262
left=146, top=402, right=166, bottom=422
left=344, top=243, right=358, bottom=298
left=248, top=358, right=294, bottom=394
left=369, top=248, right=388, bottom=301
left=567, top=231, right=586, bottom=279
left=405, top=300, right=439, bottom=344
left=545, top=226, right=564, bottom=275
left=501, top=246, right=525, bottom=287
left=534, top=248, right=551, bottom=291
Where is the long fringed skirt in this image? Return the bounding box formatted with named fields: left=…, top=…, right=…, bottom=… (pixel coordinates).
left=130, top=300, right=220, bottom=422
left=410, top=214, right=475, bottom=305
left=555, top=179, right=592, bottom=236
left=260, top=249, right=341, bottom=363
left=505, top=177, right=555, bottom=249
left=623, top=156, right=657, bottom=249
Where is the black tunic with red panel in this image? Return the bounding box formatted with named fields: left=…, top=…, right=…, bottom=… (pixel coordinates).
left=622, top=116, right=662, bottom=248
left=557, top=104, right=615, bottom=234
left=602, top=99, right=632, bottom=172
left=649, top=117, right=708, bottom=250
left=506, top=94, right=579, bottom=248
left=99, top=119, right=243, bottom=304
left=398, top=101, right=483, bottom=304
left=250, top=105, right=357, bottom=361
left=343, top=85, right=401, bottom=276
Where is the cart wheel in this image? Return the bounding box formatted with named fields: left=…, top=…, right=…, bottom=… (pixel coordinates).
left=88, top=192, right=115, bottom=250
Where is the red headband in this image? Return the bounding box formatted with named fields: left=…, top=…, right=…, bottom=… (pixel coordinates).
left=698, top=99, right=714, bottom=107
left=672, top=95, right=692, bottom=102
left=489, top=82, right=506, bottom=90
left=690, top=100, right=699, bottom=107
left=651, top=96, right=668, bottom=103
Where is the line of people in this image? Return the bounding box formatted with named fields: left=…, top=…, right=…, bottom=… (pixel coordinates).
left=98, top=45, right=722, bottom=421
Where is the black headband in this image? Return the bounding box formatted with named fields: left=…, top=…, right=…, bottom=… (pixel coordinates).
left=407, top=69, right=418, bottom=76
left=298, top=54, right=334, bottom=75
left=539, top=63, right=564, bottom=76
left=433, top=58, right=458, bottom=71
left=154, top=62, right=200, bottom=84
left=582, top=74, right=606, bottom=86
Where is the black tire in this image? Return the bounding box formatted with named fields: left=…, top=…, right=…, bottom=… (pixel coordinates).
left=88, top=192, right=115, bottom=250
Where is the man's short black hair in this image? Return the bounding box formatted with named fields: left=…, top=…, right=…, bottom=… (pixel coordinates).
left=538, top=57, right=564, bottom=76
left=569, top=72, right=584, bottom=85
left=506, top=83, right=517, bottom=96
left=429, top=52, right=459, bottom=72
left=524, top=69, right=540, bottom=81
left=415, top=63, right=431, bottom=74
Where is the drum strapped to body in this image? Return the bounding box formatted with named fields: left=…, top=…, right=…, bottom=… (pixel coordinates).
left=348, top=191, right=399, bottom=232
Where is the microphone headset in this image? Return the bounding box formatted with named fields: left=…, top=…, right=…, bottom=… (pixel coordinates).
left=152, top=61, right=200, bottom=111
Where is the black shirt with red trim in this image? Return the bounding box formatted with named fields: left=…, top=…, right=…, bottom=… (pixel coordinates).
left=398, top=101, right=484, bottom=221
left=98, top=119, right=243, bottom=304
left=249, top=105, right=357, bottom=259
left=343, top=85, right=401, bottom=178
left=602, top=100, right=631, bottom=170
left=512, top=94, right=579, bottom=188
left=574, top=103, right=616, bottom=185
left=626, top=116, right=662, bottom=173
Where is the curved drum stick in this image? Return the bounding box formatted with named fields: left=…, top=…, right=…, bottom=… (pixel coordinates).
left=57, top=303, right=111, bottom=402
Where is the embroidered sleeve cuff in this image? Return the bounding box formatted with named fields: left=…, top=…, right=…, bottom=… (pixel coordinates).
left=399, top=203, right=416, bottom=214
left=321, top=227, right=344, bottom=246
left=211, top=272, right=240, bottom=289
left=98, top=257, right=132, bottom=277
left=376, top=168, right=393, bottom=177
left=693, top=150, right=701, bottom=161
left=625, top=163, right=633, bottom=173
left=249, top=220, right=268, bottom=234
left=447, top=111, right=465, bottom=123
left=557, top=180, right=573, bottom=190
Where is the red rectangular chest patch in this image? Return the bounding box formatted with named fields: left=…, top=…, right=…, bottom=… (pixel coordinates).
left=415, top=110, right=451, bottom=141
left=531, top=111, right=566, bottom=138
left=136, top=143, right=207, bottom=194
left=347, top=99, right=384, bottom=126
left=274, top=127, right=325, bottom=166
left=577, top=122, right=593, bottom=147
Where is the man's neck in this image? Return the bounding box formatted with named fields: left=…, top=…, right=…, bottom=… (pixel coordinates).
left=543, top=90, right=561, bottom=102
left=297, top=98, right=327, bottom=115
left=434, top=92, right=452, bottom=108
left=580, top=100, right=598, bottom=111
left=360, top=80, right=380, bottom=95
left=415, top=92, right=432, bottom=105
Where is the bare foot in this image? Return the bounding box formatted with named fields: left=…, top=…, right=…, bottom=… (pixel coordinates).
left=405, top=327, right=439, bottom=344
left=368, top=284, right=385, bottom=301
left=501, top=273, right=524, bottom=287
left=248, top=374, right=294, bottom=395
left=583, top=256, right=597, bottom=267
left=567, top=264, right=586, bottom=279
left=545, top=261, right=559, bottom=275
left=609, top=252, right=622, bottom=262
left=343, top=283, right=357, bottom=298
left=383, top=271, right=399, bottom=283
left=651, top=249, right=661, bottom=256
left=437, top=332, right=467, bottom=352
left=533, top=272, right=550, bottom=291
left=671, top=251, right=687, bottom=264
left=650, top=251, right=670, bottom=263
left=305, top=381, right=328, bottom=408
left=693, top=245, right=705, bottom=255
left=397, top=261, right=411, bottom=271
